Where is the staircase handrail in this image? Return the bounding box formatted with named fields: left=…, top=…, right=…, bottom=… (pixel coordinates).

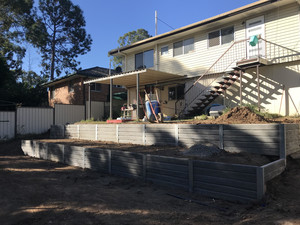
left=175, top=38, right=249, bottom=116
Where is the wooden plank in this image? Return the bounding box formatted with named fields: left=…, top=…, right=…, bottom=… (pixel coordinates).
left=111, top=163, right=142, bottom=174
left=285, top=124, right=299, bottom=130
left=112, top=150, right=143, bottom=159
left=147, top=172, right=188, bottom=186
left=111, top=156, right=143, bottom=166
left=178, top=130, right=219, bottom=135
left=224, top=147, right=279, bottom=156
left=147, top=154, right=188, bottom=165
left=178, top=124, right=219, bottom=129
left=264, top=167, right=285, bottom=182
left=146, top=167, right=188, bottom=179
left=280, top=124, right=286, bottom=160
left=223, top=124, right=279, bottom=130
left=193, top=160, right=257, bottom=173
left=194, top=175, right=256, bottom=191
left=178, top=133, right=219, bottom=139
left=224, top=141, right=279, bottom=149
left=224, top=130, right=279, bottom=136
left=194, top=181, right=257, bottom=199
left=193, top=167, right=256, bottom=182
left=223, top=135, right=279, bottom=143
left=85, top=148, right=110, bottom=155
left=147, top=161, right=188, bottom=173
left=145, top=124, right=175, bottom=130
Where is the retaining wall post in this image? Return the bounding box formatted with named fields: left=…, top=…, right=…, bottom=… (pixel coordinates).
left=219, top=124, right=224, bottom=150
left=256, top=167, right=265, bottom=200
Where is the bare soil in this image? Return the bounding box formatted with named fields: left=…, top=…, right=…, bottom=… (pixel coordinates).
left=0, top=139, right=300, bottom=225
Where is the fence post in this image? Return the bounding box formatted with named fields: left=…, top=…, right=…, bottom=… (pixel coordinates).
left=116, top=124, right=119, bottom=143
left=188, top=159, right=194, bottom=193
left=77, top=125, right=80, bottom=139
left=175, top=124, right=179, bottom=146
left=143, top=154, right=147, bottom=181
left=143, top=124, right=146, bottom=145
left=108, top=150, right=112, bottom=174
left=256, top=167, right=265, bottom=200
left=279, top=124, right=286, bottom=164
left=95, top=125, right=98, bottom=141
left=219, top=124, right=224, bottom=150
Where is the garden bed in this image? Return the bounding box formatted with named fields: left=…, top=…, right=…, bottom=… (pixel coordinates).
left=22, top=140, right=286, bottom=202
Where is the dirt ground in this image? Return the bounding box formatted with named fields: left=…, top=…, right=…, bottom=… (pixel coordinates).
left=1, top=138, right=300, bottom=225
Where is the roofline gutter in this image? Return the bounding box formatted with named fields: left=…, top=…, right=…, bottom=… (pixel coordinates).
left=108, top=0, right=279, bottom=55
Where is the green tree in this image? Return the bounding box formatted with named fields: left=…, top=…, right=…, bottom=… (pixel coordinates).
left=0, top=0, right=34, bottom=70
left=27, top=0, right=92, bottom=80
left=112, top=29, right=151, bottom=68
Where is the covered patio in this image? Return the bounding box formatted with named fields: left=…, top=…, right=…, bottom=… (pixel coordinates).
left=84, top=69, right=186, bottom=119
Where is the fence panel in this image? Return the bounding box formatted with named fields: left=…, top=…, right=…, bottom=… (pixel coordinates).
left=86, top=101, right=105, bottom=121
left=55, top=104, right=85, bottom=125
left=17, top=107, right=53, bottom=135
left=0, top=111, right=15, bottom=139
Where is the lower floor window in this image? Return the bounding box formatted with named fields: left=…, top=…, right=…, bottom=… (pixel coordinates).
left=168, top=84, right=185, bottom=100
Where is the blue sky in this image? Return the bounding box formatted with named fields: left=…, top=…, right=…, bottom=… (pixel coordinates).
left=25, top=0, right=258, bottom=74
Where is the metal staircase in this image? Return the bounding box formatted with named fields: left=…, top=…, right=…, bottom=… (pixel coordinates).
left=175, top=37, right=300, bottom=118
left=186, top=69, right=242, bottom=117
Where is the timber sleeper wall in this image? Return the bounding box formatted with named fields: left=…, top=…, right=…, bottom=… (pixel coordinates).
left=50, top=124, right=300, bottom=157
left=22, top=140, right=286, bottom=202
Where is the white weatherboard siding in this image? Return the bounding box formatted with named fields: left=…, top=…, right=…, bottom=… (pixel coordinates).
left=224, top=61, right=300, bottom=116
left=17, top=107, right=53, bottom=135
left=123, top=2, right=299, bottom=77
left=0, top=111, right=15, bottom=139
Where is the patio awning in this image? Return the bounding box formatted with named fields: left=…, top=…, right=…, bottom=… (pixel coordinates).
left=83, top=69, right=186, bottom=87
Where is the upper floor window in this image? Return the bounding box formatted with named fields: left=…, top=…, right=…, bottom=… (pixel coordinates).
left=208, top=26, right=234, bottom=47
left=173, top=38, right=194, bottom=57
left=90, top=83, right=101, bottom=92
left=161, top=46, right=169, bottom=55
left=68, top=81, right=75, bottom=93
left=135, top=49, right=154, bottom=70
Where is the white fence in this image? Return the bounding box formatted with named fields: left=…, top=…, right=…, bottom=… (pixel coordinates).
left=0, top=102, right=106, bottom=140
left=17, top=107, right=53, bottom=135
left=0, top=111, right=15, bottom=139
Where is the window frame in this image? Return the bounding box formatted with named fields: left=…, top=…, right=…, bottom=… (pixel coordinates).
left=135, top=49, right=154, bottom=70
left=90, top=83, right=102, bottom=92
left=208, top=26, right=234, bottom=48
left=161, top=45, right=169, bottom=56
left=168, top=84, right=185, bottom=101
left=173, top=37, right=195, bottom=57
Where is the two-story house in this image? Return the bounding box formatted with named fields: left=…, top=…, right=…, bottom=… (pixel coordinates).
left=85, top=0, right=300, bottom=119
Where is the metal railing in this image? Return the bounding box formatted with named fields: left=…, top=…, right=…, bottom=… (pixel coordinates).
left=175, top=37, right=300, bottom=117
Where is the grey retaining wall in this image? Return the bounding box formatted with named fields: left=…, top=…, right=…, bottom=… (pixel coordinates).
left=22, top=140, right=286, bottom=202
left=51, top=124, right=300, bottom=157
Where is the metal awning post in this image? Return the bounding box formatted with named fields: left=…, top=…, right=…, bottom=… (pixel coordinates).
left=136, top=73, right=140, bottom=120
left=257, top=65, right=261, bottom=111
left=110, top=78, right=113, bottom=119
left=88, top=83, right=91, bottom=119
left=239, top=70, right=243, bottom=106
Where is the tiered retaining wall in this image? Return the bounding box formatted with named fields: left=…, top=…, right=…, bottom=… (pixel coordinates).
left=51, top=124, right=300, bottom=156
left=22, top=140, right=286, bottom=202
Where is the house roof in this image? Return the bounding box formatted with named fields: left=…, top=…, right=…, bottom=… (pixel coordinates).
left=83, top=69, right=186, bottom=87
left=43, top=67, right=115, bottom=87
left=109, top=0, right=293, bottom=56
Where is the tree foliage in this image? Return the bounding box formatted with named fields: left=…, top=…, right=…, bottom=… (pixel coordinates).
left=112, top=29, right=151, bottom=68
left=27, top=0, right=92, bottom=80
left=0, top=0, right=34, bottom=70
